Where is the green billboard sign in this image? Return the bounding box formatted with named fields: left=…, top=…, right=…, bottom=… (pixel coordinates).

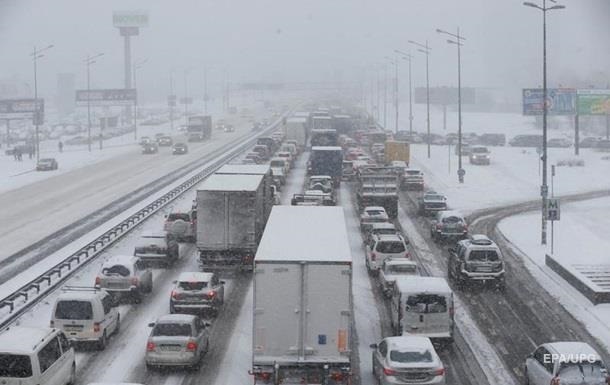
left=577, top=90, right=610, bottom=115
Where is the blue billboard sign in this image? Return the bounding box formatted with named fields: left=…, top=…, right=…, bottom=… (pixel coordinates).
left=522, top=88, right=576, bottom=116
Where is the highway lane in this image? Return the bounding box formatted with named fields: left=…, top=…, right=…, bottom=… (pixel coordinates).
left=0, top=113, right=260, bottom=263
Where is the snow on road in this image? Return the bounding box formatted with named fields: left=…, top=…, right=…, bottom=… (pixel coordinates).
left=498, top=197, right=610, bottom=354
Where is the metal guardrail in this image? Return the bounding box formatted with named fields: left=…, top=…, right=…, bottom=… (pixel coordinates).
left=0, top=117, right=285, bottom=331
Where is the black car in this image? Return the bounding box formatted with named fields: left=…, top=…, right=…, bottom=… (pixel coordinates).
left=142, top=142, right=159, bottom=154
left=157, top=136, right=173, bottom=146
left=479, top=133, right=506, bottom=146
left=508, top=134, right=543, bottom=147
left=579, top=137, right=601, bottom=148
left=172, top=143, right=188, bottom=155
left=36, top=158, right=58, bottom=171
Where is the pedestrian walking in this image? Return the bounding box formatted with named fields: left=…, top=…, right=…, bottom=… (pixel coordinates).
left=15, top=147, right=22, bottom=161
left=58, top=141, right=63, bottom=153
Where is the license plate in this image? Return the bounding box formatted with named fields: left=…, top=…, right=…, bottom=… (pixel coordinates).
left=160, top=345, right=181, bottom=352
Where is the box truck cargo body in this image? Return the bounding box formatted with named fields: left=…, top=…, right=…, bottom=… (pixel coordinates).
left=284, top=117, right=308, bottom=149
left=252, top=206, right=352, bottom=385
left=196, top=174, right=266, bottom=270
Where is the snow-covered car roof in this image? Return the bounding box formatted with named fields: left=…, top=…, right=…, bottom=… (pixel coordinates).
left=384, top=258, right=417, bottom=267
left=384, top=335, right=435, bottom=352
left=373, top=234, right=405, bottom=243
left=311, top=146, right=342, bottom=151
left=436, top=210, right=464, bottom=220
left=541, top=342, right=601, bottom=360
left=364, top=206, right=387, bottom=212
left=140, top=231, right=166, bottom=238
left=394, top=276, right=452, bottom=294
left=310, top=175, right=332, bottom=180
left=198, top=173, right=263, bottom=192
left=0, top=327, right=57, bottom=354
left=370, top=222, right=397, bottom=231
left=155, top=314, right=197, bottom=324
left=102, top=255, right=138, bottom=268
left=177, top=271, right=213, bottom=283
left=57, top=287, right=107, bottom=301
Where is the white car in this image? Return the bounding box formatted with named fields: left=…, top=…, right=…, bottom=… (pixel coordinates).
left=379, top=258, right=419, bottom=296
left=525, top=341, right=608, bottom=385
left=366, top=234, right=410, bottom=274
left=360, top=206, right=390, bottom=233
left=371, top=336, right=446, bottom=385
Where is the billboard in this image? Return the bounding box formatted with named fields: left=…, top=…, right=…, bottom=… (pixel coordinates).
left=76, top=89, right=137, bottom=106
left=0, top=98, right=44, bottom=120
left=577, top=90, right=610, bottom=115
left=113, top=11, right=149, bottom=27
left=414, top=87, right=475, bottom=105
left=522, top=88, right=576, bottom=115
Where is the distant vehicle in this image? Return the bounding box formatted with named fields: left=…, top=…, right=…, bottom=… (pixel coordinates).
left=140, top=136, right=152, bottom=145
left=360, top=206, right=390, bottom=233
left=187, top=115, right=212, bottom=142
left=524, top=341, right=608, bottom=385
left=169, top=272, right=225, bottom=315
left=145, top=314, right=210, bottom=370
left=448, top=235, right=505, bottom=291
left=479, top=133, right=506, bottom=146
left=363, top=222, right=401, bottom=246
left=430, top=210, right=468, bottom=243
left=579, top=136, right=601, bottom=148
left=94, top=255, right=153, bottom=303
left=155, top=132, right=165, bottom=139
left=379, top=258, right=418, bottom=296
left=223, top=124, right=235, bottom=133
left=142, top=142, right=159, bottom=154
left=469, top=146, right=491, bottom=165
left=418, top=191, right=448, bottom=216
left=134, top=232, right=180, bottom=267
left=172, top=142, right=188, bottom=155
left=371, top=336, right=446, bottom=385
left=284, top=117, right=308, bottom=150
left=290, top=192, right=334, bottom=206
left=51, top=286, right=120, bottom=350
left=389, top=276, right=455, bottom=345
left=547, top=138, right=572, bottom=148
left=310, top=128, right=338, bottom=147
left=403, top=168, right=424, bottom=190
left=251, top=206, right=352, bottom=385
left=276, top=151, right=294, bottom=169
left=309, top=146, right=343, bottom=186
left=36, top=157, right=58, bottom=171
left=252, top=144, right=271, bottom=161
left=270, top=157, right=290, bottom=178
left=164, top=210, right=196, bottom=242
left=158, top=136, right=173, bottom=146
left=0, top=327, right=76, bottom=385
left=357, top=166, right=399, bottom=217
left=245, top=152, right=262, bottom=164
left=509, top=134, right=543, bottom=147
left=454, top=142, right=472, bottom=156
left=308, top=175, right=333, bottom=194
left=365, top=234, right=410, bottom=274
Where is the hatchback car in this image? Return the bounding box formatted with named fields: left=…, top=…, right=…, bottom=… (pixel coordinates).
left=36, top=158, right=58, bottom=171
left=95, top=255, right=153, bottom=303
left=145, top=314, right=210, bottom=370
left=366, top=234, right=410, bottom=274
left=360, top=206, right=390, bottom=233
left=524, top=341, right=609, bottom=385
left=430, top=211, right=468, bottom=243
left=371, top=336, right=446, bottom=385
left=170, top=272, right=225, bottom=315
left=172, top=143, right=188, bottom=155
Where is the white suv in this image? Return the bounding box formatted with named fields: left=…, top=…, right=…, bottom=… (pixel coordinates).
left=366, top=234, right=410, bottom=274
left=51, top=286, right=120, bottom=350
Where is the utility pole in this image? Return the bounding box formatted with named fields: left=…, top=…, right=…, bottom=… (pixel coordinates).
left=396, top=50, right=414, bottom=134
left=84, top=53, right=104, bottom=151
left=203, top=65, right=208, bottom=115
left=169, top=71, right=175, bottom=131
left=133, top=58, right=147, bottom=145
left=409, top=40, right=432, bottom=158
left=31, top=44, right=53, bottom=162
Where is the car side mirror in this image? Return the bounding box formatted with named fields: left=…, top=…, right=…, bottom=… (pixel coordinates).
left=204, top=322, right=212, bottom=328
left=148, top=322, right=155, bottom=327
left=220, top=280, right=226, bottom=285
left=369, top=343, right=378, bottom=349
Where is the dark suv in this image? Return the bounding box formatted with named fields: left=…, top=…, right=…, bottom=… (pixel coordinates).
left=448, top=235, right=505, bottom=290
left=430, top=210, right=468, bottom=243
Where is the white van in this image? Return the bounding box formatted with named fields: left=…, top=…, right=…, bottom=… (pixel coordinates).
left=0, top=326, right=76, bottom=385
left=51, top=286, right=120, bottom=350
left=390, top=276, right=454, bottom=345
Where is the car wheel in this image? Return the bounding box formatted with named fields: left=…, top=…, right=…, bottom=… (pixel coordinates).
left=97, top=331, right=107, bottom=350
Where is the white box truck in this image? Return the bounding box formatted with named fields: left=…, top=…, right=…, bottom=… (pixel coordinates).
left=215, top=164, right=274, bottom=222
left=284, top=117, right=308, bottom=150
left=251, top=206, right=353, bottom=385
left=196, top=173, right=266, bottom=270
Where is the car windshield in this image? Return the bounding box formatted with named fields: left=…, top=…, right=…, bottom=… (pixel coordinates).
left=389, top=264, right=417, bottom=274
left=178, top=281, right=208, bottom=290
left=102, top=264, right=131, bottom=277
left=366, top=210, right=384, bottom=216
left=406, top=294, right=448, bottom=313
left=270, top=160, right=285, bottom=167
left=374, top=229, right=397, bottom=236
left=426, top=194, right=445, bottom=201
left=442, top=216, right=463, bottom=224
left=390, top=349, right=434, bottom=363
left=558, top=361, right=605, bottom=380
left=0, top=354, right=32, bottom=378
left=167, top=213, right=190, bottom=221
left=55, top=300, right=93, bottom=320
left=152, top=323, right=192, bottom=337
left=468, top=250, right=500, bottom=262
left=472, top=148, right=488, bottom=153
left=376, top=241, right=405, bottom=253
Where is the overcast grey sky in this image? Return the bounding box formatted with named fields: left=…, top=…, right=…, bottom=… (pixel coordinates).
left=0, top=0, right=608, bottom=102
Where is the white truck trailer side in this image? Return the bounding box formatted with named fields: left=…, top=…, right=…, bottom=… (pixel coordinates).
left=251, top=206, right=353, bottom=385
left=284, top=117, right=308, bottom=150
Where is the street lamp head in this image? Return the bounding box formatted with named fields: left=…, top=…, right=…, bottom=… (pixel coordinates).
left=46, top=44, right=54, bottom=49
left=548, top=4, right=566, bottom=10
left=436, top=28, right=445, bottom=34
left=523, top=1, right=542, bottom=9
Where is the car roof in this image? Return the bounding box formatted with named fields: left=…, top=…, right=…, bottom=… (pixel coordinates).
left=0, top=327, right=57, bottom=354
left=371, top=222, right=397, bottom=230
left=102, top=255, right=138, bottom=267
left=364, top=206, right=386, bottom=211
left=438, top=210, right=464, bottom=219
left=177, top=271, right=213, bottom=282
left=374, top=234, right=404, bottom=242
left=394, top=276, right=452, bottom=294
left=464, top=234, right=497, bottom=247
left=543, top=342, right=601, bottom=359
left=384, top=335, right=434, bottom=351
left=156, top=314, right=197, bottom=324
left=384, top=258, right=417, bottom=267
left=57, top=289, right=105, bottom=301
left=310, top=175, right=332, bottom=180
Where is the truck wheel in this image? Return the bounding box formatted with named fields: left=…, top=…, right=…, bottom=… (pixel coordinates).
left=97, top=331, right=107, bottom=350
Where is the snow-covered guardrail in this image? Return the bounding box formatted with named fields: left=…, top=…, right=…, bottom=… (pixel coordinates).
left=0, top=116, right=285, bottom=331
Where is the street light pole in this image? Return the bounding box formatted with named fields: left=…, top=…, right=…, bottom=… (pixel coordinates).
left=409, top=40, right=432, bottom=158
left=437, top=27, right=466, bottom=183
left=133, top=58, right=147, bottom=145
left=396, top=50, right=414, bottom=134
left=523, top=0, right=565, bottom=245
left=394, top=52, right=399, bottom=133
left=169, top=71, right=175, bottom=131
left=84, top=53, right=104, bottom=151
left=30, top=44, right=53, bottom=162
left=383, top=63, right=388, bottom=128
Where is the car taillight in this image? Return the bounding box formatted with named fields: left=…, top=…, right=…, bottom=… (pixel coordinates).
left=95, top=276, right=101, bottom=286
left=186, top=341, right=198, bottom=351
left=131, top=277, right=139, bottom=286
left=383, top=367, right=397, bottom=376
left=432, top=367, right=446, bottom=376
left=371, top=252, right=376, bottom=261
left=436, top=224, right=443, bottom=230
left=93, top=322, right=101, bottom=333
left=146, top=342, right=156, bottom=352
left=404, top=252, right=410, bottom=259
left=449, top=306, right=455, bottom=316
left=50, top=320, right=54, bottom=327
left=171, top=290, right=179, bottom=300
left=255, top=372, right=272, bottom=381
left=330, top=372, right=347, bottom=381
left=208, top=290, right=216, bottom=299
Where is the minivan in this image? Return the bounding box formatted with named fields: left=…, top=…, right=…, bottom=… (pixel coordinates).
left=390, top=276, right=454, bottom=346
left=51, top=286, right=120, bottom=350
left=0, top=326, right=76, bottom=385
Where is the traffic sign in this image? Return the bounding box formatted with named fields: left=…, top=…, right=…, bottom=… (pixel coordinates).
left=0, top=98, right=44, bottom=120
left=547, top=198, right=560, bottom=221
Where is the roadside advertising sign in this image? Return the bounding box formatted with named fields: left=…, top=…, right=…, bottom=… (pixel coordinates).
left=76, top=89, right=137, bottom=106
left=577, top=90, right=610, bottom=115
left=0, top=98, right=44, bottom=120
left=522, top=88, right=576, bottom=116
